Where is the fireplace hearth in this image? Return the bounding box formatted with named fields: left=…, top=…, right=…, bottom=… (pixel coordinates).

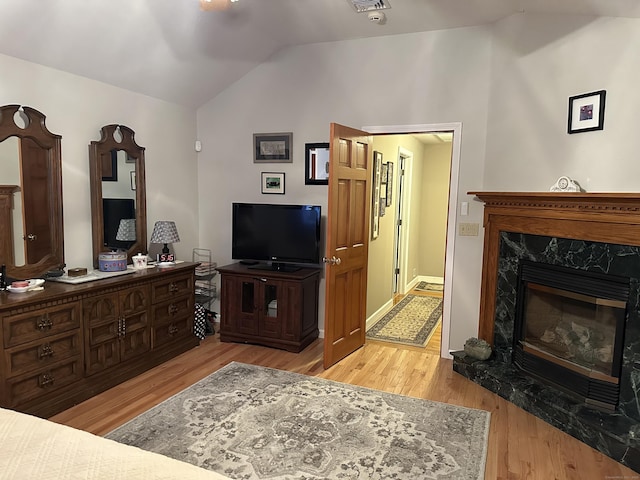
left=452, top=192, right=640, bottom=473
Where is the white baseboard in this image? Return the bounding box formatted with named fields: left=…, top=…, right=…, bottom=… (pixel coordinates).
left=366, top=298, right=395, bottom=331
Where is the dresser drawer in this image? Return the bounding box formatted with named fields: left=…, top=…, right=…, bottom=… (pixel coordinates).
left=4, top=330, right=82, bottom=378
left=7, top=356, right=82, bottom=407
left=151, top=273, right=193, bottom=304
left=152, top=315, right=192, bottom=348
left=3, top=302, right=82, bottom=349
left=152, top=295, right=193, bottom=326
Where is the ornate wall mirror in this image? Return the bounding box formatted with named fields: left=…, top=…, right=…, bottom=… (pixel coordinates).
left=304, top=143, right=330, bottom=185
left=89, top=125, right=147, bottom=268
left=0, top=105, right=64, bottom=280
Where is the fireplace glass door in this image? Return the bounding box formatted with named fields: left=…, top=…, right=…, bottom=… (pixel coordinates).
left=514, top=261, right=628, bottom=409
left=521, top=283, right=624, bottom=381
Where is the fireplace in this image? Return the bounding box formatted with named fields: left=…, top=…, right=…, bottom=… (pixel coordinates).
left=513, top=260, right=628, bottom=410
left=451, top=192, right=640, bottom=473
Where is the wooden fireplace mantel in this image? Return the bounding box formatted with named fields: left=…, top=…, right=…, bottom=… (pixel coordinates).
left=470, top=191, right=640, bottom=344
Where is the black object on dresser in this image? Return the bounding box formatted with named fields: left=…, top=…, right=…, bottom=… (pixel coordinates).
left=217, top=263, right=320, bottom=353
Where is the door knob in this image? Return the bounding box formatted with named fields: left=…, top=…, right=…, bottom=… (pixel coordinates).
left=322, top=256, right=342, bottom=265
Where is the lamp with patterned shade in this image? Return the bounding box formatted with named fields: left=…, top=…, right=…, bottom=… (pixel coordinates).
left=150, top=220, right=180, bottom=256
left=115, top=218, right=136, bottom=243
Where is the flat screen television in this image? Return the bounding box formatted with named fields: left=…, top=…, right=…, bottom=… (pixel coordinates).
left=232, top=202, right=322, bottom=271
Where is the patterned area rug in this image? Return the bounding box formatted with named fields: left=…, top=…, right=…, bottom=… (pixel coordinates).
left=367, top=294, right=443, bottom=347
left=106, top=363, right=490, bottom=480
left=415, top=281, right=444, bottom=292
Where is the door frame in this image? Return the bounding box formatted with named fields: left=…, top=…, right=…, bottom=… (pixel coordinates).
left=393, top=147, right=413, bottom=296
left=363, top=122, right=462, bottom=359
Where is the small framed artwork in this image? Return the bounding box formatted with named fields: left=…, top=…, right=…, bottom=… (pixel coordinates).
left=386, top=161, right=394, bottom=207
left=381, top=162, right=388, bottom=184
left=254, top=132, right=293, bottom=163
left=568, top=90, right=606, bottom=134
left=102, top=150, right=118, bottom=181
left=261, top=172, right=285, bottom=194
left=371, top=151, right=383, bottom=239
left=305, top=142, right=330, bottom=185
left=130, top=171, right=136, bottom=191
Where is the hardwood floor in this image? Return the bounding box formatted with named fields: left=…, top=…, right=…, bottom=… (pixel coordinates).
left=50, top=334, right=637, bottom=479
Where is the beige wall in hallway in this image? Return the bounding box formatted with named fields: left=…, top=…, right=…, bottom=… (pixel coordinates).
left=418, top=142, right=452, bottom=278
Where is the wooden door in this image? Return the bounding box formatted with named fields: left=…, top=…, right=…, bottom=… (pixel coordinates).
left=323, top=123, right=372, bottom=369
left=20, top=137, right=52, bottom=264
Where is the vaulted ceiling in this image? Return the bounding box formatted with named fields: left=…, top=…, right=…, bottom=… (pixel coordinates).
left=2, top=0, right=640, bottom=108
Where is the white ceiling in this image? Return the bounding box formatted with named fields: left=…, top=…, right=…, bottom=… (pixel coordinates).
left=2, top=0, right=640, bottom=108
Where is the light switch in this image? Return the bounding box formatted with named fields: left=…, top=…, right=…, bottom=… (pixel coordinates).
left=461, top=202, right=469, bottom=216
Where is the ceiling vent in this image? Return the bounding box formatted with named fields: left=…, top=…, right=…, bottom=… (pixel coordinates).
left=347, top=0, right=391, bottom=14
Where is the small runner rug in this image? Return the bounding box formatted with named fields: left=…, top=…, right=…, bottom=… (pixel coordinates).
left=367, top=294, right=443, bottom=347
left=415, top=281, right=444, bottom=292
left=106, top=362, right=490, bottom=480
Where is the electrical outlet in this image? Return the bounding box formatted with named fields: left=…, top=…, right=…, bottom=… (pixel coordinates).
left=459, top=222, right=480, bottom=236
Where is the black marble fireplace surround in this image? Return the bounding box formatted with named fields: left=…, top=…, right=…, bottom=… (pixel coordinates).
left=453, top=232, right=640, bottom=472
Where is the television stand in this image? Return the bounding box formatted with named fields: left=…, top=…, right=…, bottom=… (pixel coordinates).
left=217, top=263, right=320, bottom=352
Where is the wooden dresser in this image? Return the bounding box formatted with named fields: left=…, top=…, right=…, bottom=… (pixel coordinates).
left=0, top=262, right=199, bottom=418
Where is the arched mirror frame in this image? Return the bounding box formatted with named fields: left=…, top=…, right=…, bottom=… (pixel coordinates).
left=0, top=104, right=64, bottom=279
left=89, top=124, right=147, bottom=269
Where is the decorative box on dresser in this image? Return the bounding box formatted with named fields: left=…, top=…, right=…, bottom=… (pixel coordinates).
left=0, top=262, right=199, bottom=418
left=217, top=263, right=320, bottom=353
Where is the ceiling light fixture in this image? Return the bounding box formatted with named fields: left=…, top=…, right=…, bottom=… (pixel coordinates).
left=200, top=0, right=238, bottom=11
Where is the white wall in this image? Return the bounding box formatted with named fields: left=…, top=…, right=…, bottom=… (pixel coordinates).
left=197, top=27, right=492, bottom=349
left=485, top=13, right=640, bottom=191
left=0, top=53, right=199, bottom=269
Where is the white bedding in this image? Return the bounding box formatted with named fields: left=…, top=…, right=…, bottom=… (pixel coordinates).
left=0, top=408, right=231, bottom=479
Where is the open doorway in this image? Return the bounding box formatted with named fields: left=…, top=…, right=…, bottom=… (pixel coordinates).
left=322, top=122, right=461, bottom=367
left=364, top=123, right=461, bottom=359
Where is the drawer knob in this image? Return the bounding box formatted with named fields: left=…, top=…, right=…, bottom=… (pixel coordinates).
left=169, top=282, right=179, bottom=293
left=39, top=343, right=54, bottom=360
left=168, top=304, right=179, bottom=316
left=39, top=372, right=55, bottom=388
left=37, top=316, right=53, bottom=331
left=168, top=324, right=179, bottom=336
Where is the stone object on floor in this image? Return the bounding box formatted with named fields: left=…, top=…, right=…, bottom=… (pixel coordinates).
left=464, top=337, right=492, bottom=360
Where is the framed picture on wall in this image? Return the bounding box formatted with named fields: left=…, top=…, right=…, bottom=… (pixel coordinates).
left=254, top=132, right=293, bottom=163
left=102, top=150, right=118, bottom=181
left=386, top=161, right=394, bottom=207
left=261, top=172, right=285, bottom=194
left=371, top=151, right=382, bottom=239
left=568, top=90, right=606, bottom=134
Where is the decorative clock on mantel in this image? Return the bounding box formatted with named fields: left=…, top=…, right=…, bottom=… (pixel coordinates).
left=550, top=176, right=582, bottom=192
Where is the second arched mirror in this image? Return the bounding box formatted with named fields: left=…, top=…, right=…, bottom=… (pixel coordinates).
left=89, top=125, right=147, bottom=269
